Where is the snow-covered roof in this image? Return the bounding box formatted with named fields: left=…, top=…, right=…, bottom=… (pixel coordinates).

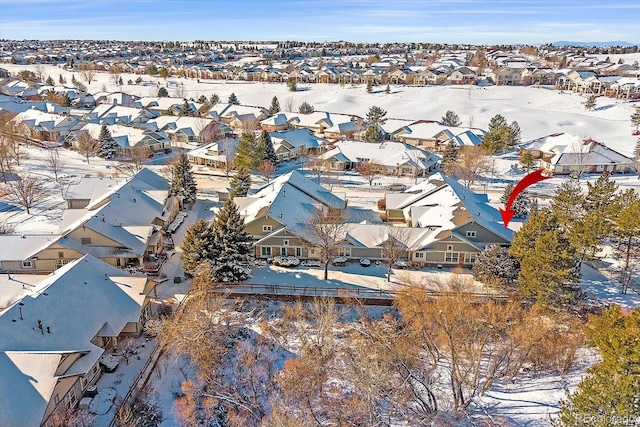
left=386, top=174, right=512, bottom=243
left=269, top=128, right=327, bottom=149
left=63, top=176, right=125, bottom=203
left=0, top=255, right=150, bottom=427
left=0, top=234, right=60, bottom=262
left=320, top=140, right=439, bottom=170
left=525, top=133, right=633, bottom=165
left=236, top=170, right=345, bottom=237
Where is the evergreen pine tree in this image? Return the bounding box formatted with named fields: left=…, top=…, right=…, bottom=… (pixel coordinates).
left=500, top=183, right=531, bottom=218
left=584, top=94, right=597, bottom=111
left=198, top=95, right=208, bottom=104
left=507, top=121, right=521, bottom=147
left=234, top=132, right=261, bottom=171
left=180, top=219, right=216, bottom=276
left=631, top=109, right=640, bottom=133
left=298, top=102, right=314, bottom=114
left=441, top=110, right=462, bottom=127
left=97, top=123, right=118, bottom=160
left=519, top=150, right=536, bottom=172
left=366, top=106, right=387, bottom=124
left=210, top=198, right=253, bottom=283
left=554, top=307, right=640, bottom=426
left=550, top=179, right=584, bottom=229
left=268, top=96, right=281, bottom=116
left=178, top=100, right=194, bottom=116
left=385, top=84, right=390, bottom=94
left=287, top=80, right=297, bottom=92
left=633, top=138, right=640, bottom=172
left=62, top=92, right=72, bottom=107
left=488, top=114, right=508, bottom=133
left=59, top=74, right=65, bottom=84
left=366, top=80, right=373, bottom=94
left=363, top=125, right=384, bottom=142
left=228, top=92, right=240, bottom=105
left=170, top=154, right=197, bottom=202
left=45, top=76, right=54, bottom=86
left=260, top=130, right=277, bottom=163
left=229, top=168, right=252, bottom=198
left=210, top=93, right=219, bottom=105
left=473, top=244, right=518, bottom=287
left=516, top=227, right=582, bottom=308
left=118, top=76, right=123, bottom=85
left=441, top=139, right=459, bottom=175
left=157, top=87, right=168, bottom=97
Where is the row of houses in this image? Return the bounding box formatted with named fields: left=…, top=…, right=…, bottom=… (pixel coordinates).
left=234, top=170, right=512, bottom=266
left=0, top=168, right=180, bottom=274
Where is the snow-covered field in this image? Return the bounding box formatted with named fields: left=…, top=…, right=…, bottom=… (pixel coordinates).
left=2, top=62, right=640, bottom=426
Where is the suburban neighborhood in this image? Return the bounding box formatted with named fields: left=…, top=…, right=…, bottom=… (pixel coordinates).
left=0, top=33, right=639, bottom=427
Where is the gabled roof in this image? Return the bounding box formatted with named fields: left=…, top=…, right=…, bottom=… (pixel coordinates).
left=320, top=140, right=438, bottom=170
left=0, top=255, right=151, bottom=427
left=236, top=170, right=345, bottom=237
left=387, top=174, right=512, bottom=243
left=269, top=128, right=327, bottom=150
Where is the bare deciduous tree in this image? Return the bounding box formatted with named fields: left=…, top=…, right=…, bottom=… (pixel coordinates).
left=455, top=145, right=490, bottom=188
left=76, top=131, right=99, bottom=163
left=284, top=96, right=295, bottom=113
left=357, top=162, right=382, bottom=185
left=4, top=174, right=47, bottom=214
left=78, top=65, right=97, bottom=84
left=115, top=145, right=152, bottom=176
left=257, top=160, right=275, bottom=184
left=45, top=149, right=66, bottom=183
left=115, top=338, right=138, bottom=365
left=302, top=206, right=349, bottom=280
left=380, top=226, right=411, bottom=281
left=34, top=65, right=46, bottom=83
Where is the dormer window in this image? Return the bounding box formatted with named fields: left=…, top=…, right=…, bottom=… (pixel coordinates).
left=466, top=231, right=477, bottom=238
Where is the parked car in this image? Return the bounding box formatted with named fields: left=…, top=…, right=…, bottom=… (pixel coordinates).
left=388, top=183, right=407, bottom=191
left=332, top=256, right=348, bottom=266
left=359, top=258, right=371, bottom=267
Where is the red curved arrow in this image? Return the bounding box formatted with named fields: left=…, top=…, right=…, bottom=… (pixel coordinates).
left=499, top=169, right=549, bottom=228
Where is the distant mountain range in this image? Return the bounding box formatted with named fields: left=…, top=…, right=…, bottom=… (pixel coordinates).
left=552, top=41, right=636, bottom=47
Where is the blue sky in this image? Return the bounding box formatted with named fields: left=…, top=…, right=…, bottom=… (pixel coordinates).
left=0, top=0, right=638, bottom=44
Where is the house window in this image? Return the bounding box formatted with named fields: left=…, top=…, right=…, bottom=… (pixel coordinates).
left=281, top=247, right=287, bottom=256
left=283, top=239, right=289, bottom=246
left=55, top=259, right=70, bottom=269
left=464, top=253, right=477, bottom=264
left=445, top=252, right=459, bottom=263
left=466, top=231, right=477, bottom=238
left=80, top=237, right=92, bottom=245
left=338, top=248, right=351, bottom=257
left=295, top=247, right=301, bottom=257
left=415, top=252, right=424, bottom=259
left=116, top=258, right=122, bottom=267
left=262, top=225, right=272, bottom=232
left=22, top=260, right=34, bottom=269
left=58, top=251, right=64, bottom=258
left=261, top=246, right=271, bottom=256
left=446, top=245, right=454, bottom=252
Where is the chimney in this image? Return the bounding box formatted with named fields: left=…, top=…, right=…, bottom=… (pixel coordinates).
left=105, top=274, right=108, bottom=280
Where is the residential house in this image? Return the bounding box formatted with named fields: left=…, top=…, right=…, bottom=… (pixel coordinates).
left=448, top=66, right=477, bottom=85
left=11, top=108, right=79, bottom=143
left=387, top=69, right=415, bottom=85
left=269, top=128, right=328, bottom=161
left=91, top=91, right=139, bottom=107
left=0, top=255, right=157, bottom=427
left=385, top=174, right=513, bottom=266
left=319, top=140, right=439, bottom=177
left=488, top=67, right=524, bottom=86
left=395, top=121, right=449, bottom=148
left=147, top=116, right=219, bottom=145
left=0, top=169, right=179, bottom=273
left=187, top=139, right=238, bottom=170
left=414, top=69, right=447, bottom=86
left=234, top=170, right=346, bottom=259
left=67, top=122, right=172, bottom=154
left=522, top=133, right=634, bottom=175
left=63, top=176, right=125, bottom=209
left=84, top=104, right=157, bottom=125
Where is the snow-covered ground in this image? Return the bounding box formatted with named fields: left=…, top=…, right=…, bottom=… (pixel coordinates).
left=2, top=64, right=640, bottom=426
